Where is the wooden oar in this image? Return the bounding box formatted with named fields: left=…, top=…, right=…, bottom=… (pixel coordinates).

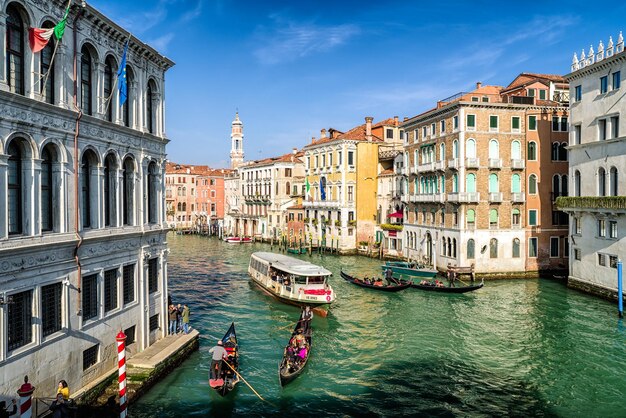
left=276, top=320, right=303, bottom=331
left=223, top=360, right=266, bottom=402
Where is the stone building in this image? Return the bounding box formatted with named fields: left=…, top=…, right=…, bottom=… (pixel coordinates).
left=165, top=163, right=207, bottom=228
left=0, top=0, right=173, bottom=398
left=559, top=32, right=625, bottom=298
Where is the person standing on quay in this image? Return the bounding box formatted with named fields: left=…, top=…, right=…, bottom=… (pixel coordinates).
left=168, top=305, right=177, bottom=335
left=182, top=305, right=190, bottom=334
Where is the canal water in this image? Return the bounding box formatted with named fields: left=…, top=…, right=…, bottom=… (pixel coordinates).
left=131, top=234, right=625, bottom=417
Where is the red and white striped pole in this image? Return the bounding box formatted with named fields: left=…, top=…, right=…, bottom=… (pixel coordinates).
left=116, top=330, right=127, bottom=418
left=16, top=376, right=35, bottom=418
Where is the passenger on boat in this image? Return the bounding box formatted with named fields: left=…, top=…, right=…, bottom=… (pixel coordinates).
left=419, top=280, right=430, bottom=285
left=295, top=330, right=306, bottom=347
left=373, top=278, right=384, bottom=287
left=435, top=280, right=445, bottom=288
left=297, top=345, right=308, bottom=360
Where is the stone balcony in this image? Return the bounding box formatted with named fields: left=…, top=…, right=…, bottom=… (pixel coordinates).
left=511, top=159, right=525, bottom=169
left=465, top=158, right=480, bottom=168
left=410, top=194, right=446, bottom=203
left=434, top=160, right=447, bottom=171
left=555, top=196, right=626, bottom=213
left=304, top=200, right=342, bottom=209
left=511, top=192, right=525, bottom=202
left=488, top=158, right=502, bottom=169
left=489, top=192, right=503, bottom=202
left=447, top=192, right=480, bottom=203
left=418, top=162, right=435, bottom=173
left=448, top=158, right=461, bottom=170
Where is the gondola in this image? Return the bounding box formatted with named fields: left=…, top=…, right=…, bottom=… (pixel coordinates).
left=209, top=322, right=240, bottom=396
left=395, top=277, right=484, bottom=293
left=279, top=312, right=311, bottom=387
left=340, top=271, right=412, bottom=292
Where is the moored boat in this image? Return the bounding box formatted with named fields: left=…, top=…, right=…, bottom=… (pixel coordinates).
left=224, top=236, right=253, bottom=243
left=381, top=264, right=438, bottom=279
left=393, top=277, right=484, bottom=293
left=279, top=311, right=311, bottom=387
left=209, top=322, right=240, bottom=396
left=248, top=252, right=336, bottom=308
left=340, top=271, right=412, bottom=292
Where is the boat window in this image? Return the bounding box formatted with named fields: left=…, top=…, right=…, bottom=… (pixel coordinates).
left=294, top=276, right=308, bottom=284
left=308, top=276, right=325, bottom=284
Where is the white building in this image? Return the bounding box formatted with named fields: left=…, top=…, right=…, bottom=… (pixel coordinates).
left=561, top=32, right=626, bottom=298
left=0, top=0, right=173, bottom=398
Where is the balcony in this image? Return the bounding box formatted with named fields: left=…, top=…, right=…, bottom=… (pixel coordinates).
left=303, top=200, right=342, bottom=209
left=488, top=158, right=502, bottom=169
left=555, top=196, right=626, bottom=212
left=488, top=192, right=503, bottom=202
left=511, top=159, right=525, bottom=169
left=418, top=162, right=435, bottom=173
left=410, top=194, right=446, bottom=203
left=448, top=158, right=461, bottom=170
left=511, top=192, right=525, bottom=202
left=465, top=158, right=480, bottom=168
left=448, top=192, right=480, bottom=203
left=410, top=166, right=418, bottom=175
left=435, top=160, right=447, bottom=171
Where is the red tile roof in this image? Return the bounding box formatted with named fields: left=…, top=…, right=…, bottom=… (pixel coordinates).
left=503, top=73, right=568, bottom=92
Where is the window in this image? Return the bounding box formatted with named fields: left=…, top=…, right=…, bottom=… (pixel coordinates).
left=600, top=76, right=608, bottom=94
left=512, top=116, right=520, bottom=132
left=574, top=248, right=581, bottom=260
left=431, top=123, right=436, bottom=136
left=104, top=154, right=116, bottom=227
left=511, top=140, right=521, bottom=160
left=122, top=157, right=135, bottom=226
left=598, top=219, right=606, bottom=237
left=574, top=217, right=581, bottom=234
left=598, top=253, right=606, bottom=266
left=489, top=173, right=499, bottom=193
left=613, top=71, right=621, bottom=90
left=8, top=290, right=33, bottom=350
left=149, top=314, right=159, bottom=331
left=148, top=162, right=158, bottom=223
left=528, top=115, right=537, bottom=131
left=529, top=238, right=538, bottom=257
left=82, top=274, right=98, bottom=321
left=598, top=167, right=606, bottom=196
left=489, top=209, right=498, bottom=228
left=610, top=255, right=618, bottom=268
left=490, top=238, right=498, bottom=258
left=104, top=269, right=118, bottom=312
left=560, top=117, right=568, bottom=132
left=467, top=209, right=475, bottom=229
left=611, top=116, right=619, bottom=139
left=465, top=238, right=474, bottom=259
left=552, top=117, right=560, bottom=132
left=574, top=171, right=581, bottom=197
left=527, top=88, right=535, bottom=97
left=608, top=220, right=618, bottom=239
left=471, top=96, right=479, bottom=102
left=564, top=237, right=569, bottom=258
left=8, top=141, right=23, bottom=235
left=42, top=283, right=62, bottom=337
left=148, top=258, right=158, bottom=293
left=123, top=264, right=135, bottom=304
left=466, top=114, right=476, bottom=130
left=440, top=120, right=445, bottom=134
left=466, top=138, right=476, bottom=158
left=574, top=85, right=582, bottom=101
left=528, top=209, right=538, bottom=226
left=422, top=126, right=427, bottom=138
left=41, top=22, right=56, bottom=103
left=83, top=345, right=99, bottom=370
left=528, top=142, right=537, bottom=160
left=348, top=186, right=354, bottom=202
left=599, top=119, right=607, bottom=140
left=146, top=81, right=155, bottom=134
left=41, top=146, right=56, bottom=232
left=122, top=67, right=133, bottom=127
left=453, top=115, right=459, bottom=130
left=348, top=151, right=354, bottom=166
left=482, top=96, right=489, bottom=102
left=539, top=89, right=546, bottom=100
left=103, top=57, right=114, bottom=121
left=81, top=151, right=97, bottom=229
left=489, top=115, right=498, bottom=131
left=80, top=45, right=93, bottom=115
left=512, top=238, right=520, bottom=258
left=124, top=326, right=136, bottom=345
left=512, top=208, right=521, bottom=227
left=528, top=174, right=538, bottom=194
left=6, top=5, right=25, bottom=95
left=386, top=128, right=393, bottom=139
left=550, top=237, right=559, bottom=257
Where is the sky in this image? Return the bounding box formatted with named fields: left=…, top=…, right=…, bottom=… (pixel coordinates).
left=90, top=0, right=625, bottom=168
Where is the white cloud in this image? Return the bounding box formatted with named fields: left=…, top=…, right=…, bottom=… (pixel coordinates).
left=149, top=33, right=175, bottom=52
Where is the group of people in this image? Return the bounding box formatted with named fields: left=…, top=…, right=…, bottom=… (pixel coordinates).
left=168, top=303, right=191, bottom=335
left=419, top=279, right=446, bottom=287
left=356, top=276, right=386, bottom=286
left=285, top=329, right=309, bottom=372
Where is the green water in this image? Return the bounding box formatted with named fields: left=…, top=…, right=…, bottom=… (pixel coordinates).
left=131, top=234, right=626, bottom=417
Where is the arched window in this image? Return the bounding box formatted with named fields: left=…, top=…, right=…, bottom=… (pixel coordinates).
left=467, top=239, right=475, bottom=259
left=489, top=139, right=499, bottom=159
left=286, top=182, right=291, bottom=195
left=177, top=202, right=182, bottom=211
left=528, top=141, right=537, bottom=161
left=489, top=209, right=498, bottom=228
left=559, top=143, right=568, bottom=161
left=81, top=150, right=98, bottom=229
left=551, top=142, right=559, bottom=161
left=182, top=202, right=186, bottom=211
left=440, top=175, right=445, bottom=194
left=467, top=173, right=476, bottom=193
left=123, top=157, right=135, bottom=226
left=6, top=4, right=25, bottom=95
left=512, top=238, right=520, bottom=258
left=104, top=57, right=115, bottom=122
left=439, top=143, right=445, bottom=161
left=123, top=67, right=134, bottom=127
left=452, top=239, right=457, bottom=258
left=511, top=140, right=521, bottom=160
left=489, top=173, right=499, bottom=193
left=511, top=174, right=521, bottom=193
left=610, top=167, right=618, bottom=196
left=146, top=80, right=157, bottom=133
left=490, top=238, right=498, bottom=258
left=447, top=238, right=452, bottom=256
left=452, top=174, right=458, bottom=192
left=466, top=138, right=476, bottom=158
left=512, top=208, right=521, bottom=227
left=452, top=140, right=458, bottom=158
left=598, top=167, right=606, bottom=196
left=562, top=175, right=568, bottom=196
left=7, top=141, right=23, bottom=234
left=467, top=209, right=475, bottom=229
left=147, top=161, right=159, bottom=223
left=552, top=174, right=561, bottom=198
left=442, top=237, right=446, bottom=256
left=574, top=170, right=581, bottom=197
left=41, top=146, right=53, bottom=231
left=41, top=21, right=55, bottom=103
left=80, top=45, right=93, bottom=115
left=104, top=153, right=117, bottom=227
left=528, top=174, right=538, bottom=194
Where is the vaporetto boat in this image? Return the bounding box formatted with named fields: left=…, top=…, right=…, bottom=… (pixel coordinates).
left=248, top=252, right=336, bottom=307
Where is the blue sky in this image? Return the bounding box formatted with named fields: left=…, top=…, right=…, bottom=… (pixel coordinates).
left=90, top=0, right=625, bottom=168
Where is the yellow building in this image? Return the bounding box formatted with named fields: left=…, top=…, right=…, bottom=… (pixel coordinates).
left=302, top=117, right=400, bottom=251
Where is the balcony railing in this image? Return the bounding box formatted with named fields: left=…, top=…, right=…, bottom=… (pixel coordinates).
left=511, top=192, right=525, bottom=202
left=410, top=166, right=418, bottom=175
left=411, top=193, right=446, bottom=203
left=511, top=159, right=525, bottom=169
left=418, top=162, right=435, bottom=173
left=555, top=196, right=626, bottom=211
left=435, top=160, right=447, bottom=171
left=448, top=158, right=460, bottom=170
left=447, top=192, right=480, bottom=203
left=304, top=200, right=342, bottom=208
left=465, top=158, right=480, bottom=168
left=488, top=158, right=502, bottom=169
left=489, top=192, right=503, bottom=202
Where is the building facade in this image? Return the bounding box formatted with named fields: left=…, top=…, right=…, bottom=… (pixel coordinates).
left=560, top=32, right=625, bottom=297
left=0, top=0, right=173, bottom=398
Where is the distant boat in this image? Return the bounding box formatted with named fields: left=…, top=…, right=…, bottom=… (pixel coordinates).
left=224, top=236, right=253, bottom=243
left=287, top=247, right=307, bottom=254
left=248, top=252, right=336, bottom=308
left=209, top=322, right=239, bottom=396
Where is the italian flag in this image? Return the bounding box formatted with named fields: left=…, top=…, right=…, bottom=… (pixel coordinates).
left=305, top=177, right=311, bottom=200
left=28, top=6, right=69, bottom=53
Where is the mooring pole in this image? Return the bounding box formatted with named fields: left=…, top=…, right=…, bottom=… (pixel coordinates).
left=618, top=260, right=623, bottom=319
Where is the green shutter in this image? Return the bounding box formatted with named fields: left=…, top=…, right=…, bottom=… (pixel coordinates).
left=529, top=116, right=537, bottom=130
left=529, top=210, right=537, bottom=225
left=467, top=209, right=475, bottom=222
left=512, top=117, right=520, bottom=130
left=489, top=209, right=498, bottom=223
left=467, top=114, right=475, bottom=128
left=490, top=116, right=498, bottom=129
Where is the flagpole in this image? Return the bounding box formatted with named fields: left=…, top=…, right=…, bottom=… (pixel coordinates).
left=102, top=32, right=131, bottom=117
left=34, top=0, right=72, bottom=92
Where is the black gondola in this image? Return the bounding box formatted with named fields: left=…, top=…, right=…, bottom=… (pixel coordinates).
left=393, top=277, right=484, bottom=293
left=340, top=271, right=412, bottom=292
left=279, top=312, right=311, bottom=387
left=209, top=322, right=240, bottom=396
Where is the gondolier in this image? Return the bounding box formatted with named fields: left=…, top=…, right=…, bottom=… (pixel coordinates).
left=209, top=340, right=228, bottom=381
left=301, top=306, right=313, bottom=335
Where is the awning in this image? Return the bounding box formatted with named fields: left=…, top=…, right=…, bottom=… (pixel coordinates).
left=388, top=212, right=404, bottom=218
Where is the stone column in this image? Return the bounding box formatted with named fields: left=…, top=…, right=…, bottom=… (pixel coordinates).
left=31, top=159, right=42, bottom=236
left=0, top=154, right=8, bottom=239
left=0, top=11, right=8, bottom=90
left=52, top=161, right=67, bottom=233
left=116, top=167, right=124, bottom=228
left=57, top=43, right=68, bottom=108
left=95, top=166, right=105, bottom=230
left=95, top=62, right=105, bottom=119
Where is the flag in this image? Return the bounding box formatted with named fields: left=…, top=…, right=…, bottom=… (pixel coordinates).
left=117, top=41, right=129, bottom=106
left=320, top=179, right=326, bottom=201
left=28, top=6, right=69, bottom=53
left=305, top=177, right=311, bottom=200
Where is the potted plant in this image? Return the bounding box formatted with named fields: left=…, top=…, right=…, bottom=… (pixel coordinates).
left=334, top=220, right=341, bottom=227
left=348, top=220, right=357, bottom=227
left=312, top=219, right=318, bottom=226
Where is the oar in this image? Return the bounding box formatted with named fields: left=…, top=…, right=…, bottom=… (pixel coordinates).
left=223, top=360, right=266, bottom=402
left=276, top=320, right=303, bottom=331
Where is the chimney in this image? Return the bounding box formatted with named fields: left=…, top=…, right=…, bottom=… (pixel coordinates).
left=292, top=147, right=298, bottom=155
left=394, top=116, right=399, bottom=126
left=476, top=81, right=482, bottom=89
left=320, top=128, right=327, bottom=138
left=403, top=117, right=408, bottom=122
left=311, top=136, right=315, bottom=144
left=365, top=116, right=373, bottom=141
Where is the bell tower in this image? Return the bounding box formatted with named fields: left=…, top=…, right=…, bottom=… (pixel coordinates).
left=230, top=112, right=244, bottom=169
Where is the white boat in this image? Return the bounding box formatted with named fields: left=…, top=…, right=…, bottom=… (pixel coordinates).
left=224, top=236, right=253, bottom=243
left=248, top=252, right=336, bottom=307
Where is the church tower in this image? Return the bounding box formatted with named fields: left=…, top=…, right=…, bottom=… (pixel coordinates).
left=230, top=112, right=244, bottom=169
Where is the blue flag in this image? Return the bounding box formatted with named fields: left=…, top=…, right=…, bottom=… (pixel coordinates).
left=117, top=41, right=129, bottom=106
left=320, top=179, right=326, bottom=201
